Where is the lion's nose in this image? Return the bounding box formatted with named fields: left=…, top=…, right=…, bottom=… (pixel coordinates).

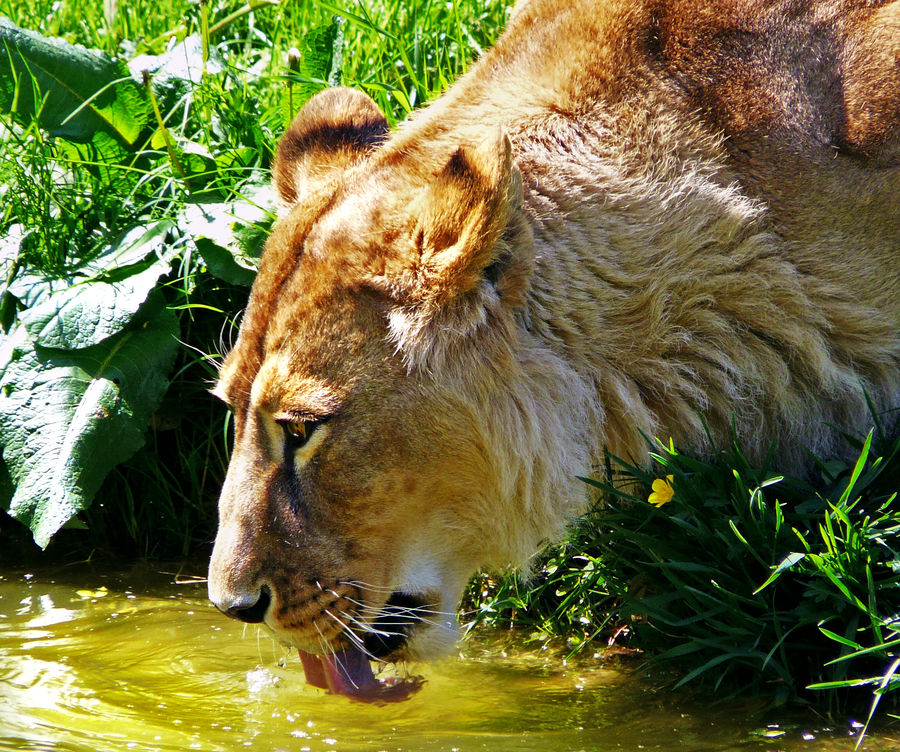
left=212, top=585, right=271, bottom=623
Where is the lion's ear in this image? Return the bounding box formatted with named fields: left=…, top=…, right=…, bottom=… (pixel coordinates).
left=273, top=87, right=388, bottom=205
left=410, top=131, right=519, bottom=302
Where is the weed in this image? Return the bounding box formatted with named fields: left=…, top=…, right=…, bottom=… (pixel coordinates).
left=470, top=419, right=900, bottom=719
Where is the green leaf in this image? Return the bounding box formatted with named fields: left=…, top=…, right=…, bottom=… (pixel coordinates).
left=180, top=184, right=275, bottom=286
left=0, top=307, right=179, bottom=547
left=55, top=132, right=130, bottom=184
left=673, top=650, right=750, bottom=688
left=0, top=17, right=150, bottom=148
left=19, top=221, right=176, bottom=349
left=193, top=238, right=256, bottom=287
left=85, top=220, right=176, bottom=273
left=128, top=34, right=225, bottom=91
left=754, top=551, right=805, bottom=593
left=302, top=15, right=345, bottom=88
left=839, top=429, right=873, bottom=506
left=818, top=626, right=862, bottom=651
left=807, top=677, right=882, bottom=690
left=285, top=15, right=346, bottom=111
left=823, top=636, right=900, bottom=664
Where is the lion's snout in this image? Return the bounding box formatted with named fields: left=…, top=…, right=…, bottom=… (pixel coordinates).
left=213, top=584, right=271, bottom=623
left=209, top=544, right=436, bottom=660
left=207, top=546, right=270, bottom=624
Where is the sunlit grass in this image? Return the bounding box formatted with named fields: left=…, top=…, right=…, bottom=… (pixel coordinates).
left=1, top=0, right=512, bottom=270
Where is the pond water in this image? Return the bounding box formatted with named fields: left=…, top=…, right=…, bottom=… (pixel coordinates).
left=0, top=564, right=893, bottom=752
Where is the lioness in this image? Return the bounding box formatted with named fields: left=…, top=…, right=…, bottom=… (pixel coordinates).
left=209, top=0, right=900, bottom=699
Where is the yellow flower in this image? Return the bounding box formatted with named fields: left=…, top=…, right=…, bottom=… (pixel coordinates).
left=648, top=475, right=675, bottom=507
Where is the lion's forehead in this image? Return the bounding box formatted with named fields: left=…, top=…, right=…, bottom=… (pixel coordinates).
left=217, top=268, right=409, bottom=418
left=249, top=357, right=347, bottom=416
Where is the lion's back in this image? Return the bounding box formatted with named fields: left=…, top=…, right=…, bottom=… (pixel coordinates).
left=476, top=0, right=900, bottom=465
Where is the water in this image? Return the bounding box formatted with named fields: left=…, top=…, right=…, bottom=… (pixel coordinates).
left=0, top=565, right=893, bottom=751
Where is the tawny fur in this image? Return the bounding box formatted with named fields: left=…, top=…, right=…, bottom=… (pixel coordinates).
left=209, top=0, right=900, bottom=660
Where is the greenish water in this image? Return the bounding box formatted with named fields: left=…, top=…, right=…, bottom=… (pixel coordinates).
left=0, top=566, right=892, bottom=752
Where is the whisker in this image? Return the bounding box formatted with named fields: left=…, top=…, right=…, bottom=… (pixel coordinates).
left=327, top=610, right=386, bottom=663
left=340, top=579, right=397, bottom=593
left=337, top=610, right=406, bottom=640
left=335, top=608, right=397, bottom=638
left=349, top=605, right=453, bottom=629
left=340, top=593, right=455, bottom=620
left=338, top=619, right=375, bottom=649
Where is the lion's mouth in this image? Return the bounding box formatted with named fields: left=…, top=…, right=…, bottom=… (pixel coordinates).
left=362, top=591, right=426, bottom=659
left=298, top=591, right=429, bottom=702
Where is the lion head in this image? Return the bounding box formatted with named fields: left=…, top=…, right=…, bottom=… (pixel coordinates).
left=207, top=87, right=595, bottom=696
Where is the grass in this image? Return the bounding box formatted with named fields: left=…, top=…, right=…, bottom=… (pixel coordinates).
left=467, top=417, right=900, bottom=727
left=2, top=0, right=899, bottom=731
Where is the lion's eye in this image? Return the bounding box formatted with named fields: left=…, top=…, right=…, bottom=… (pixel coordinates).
left=279, top=418, right=323, bottom=449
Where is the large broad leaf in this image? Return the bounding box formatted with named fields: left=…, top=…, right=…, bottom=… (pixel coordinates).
left=302, top=16, right=345, bottom=89
left=128, top=34, right=225, bottom=90
left=0, top=17, right=150, bottom=148
left=18, top=220, right=176, bottom=349
left=180, top=183, right=275, bottom=286
left=0, top=305, right=179, bottom=548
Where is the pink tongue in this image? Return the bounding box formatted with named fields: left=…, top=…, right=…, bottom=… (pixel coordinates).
left=298, top=648, right=423, bottom=702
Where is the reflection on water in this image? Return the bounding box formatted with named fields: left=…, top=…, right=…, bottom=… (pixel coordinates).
left=0, top=565, right=894, bottom=752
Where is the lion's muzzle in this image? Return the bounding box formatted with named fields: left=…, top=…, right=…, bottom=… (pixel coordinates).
left=212, top=584, right=271, bottom=623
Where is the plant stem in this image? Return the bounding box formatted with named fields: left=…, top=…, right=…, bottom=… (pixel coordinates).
left=208, top=0, right=280, bottom=37
left=142, top=70, right=190, bottom=189
left=199, top=0, right=210, bottom=76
